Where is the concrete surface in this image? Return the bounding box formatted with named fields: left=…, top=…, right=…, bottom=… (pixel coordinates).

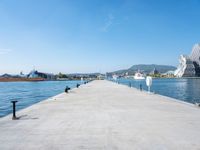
left=0, top=80, right=200, bottom=150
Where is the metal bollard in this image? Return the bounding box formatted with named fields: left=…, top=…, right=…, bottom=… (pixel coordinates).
left=65, top=86, right=70, bottom=93
left=129, top=82, right=131, bottom=88
left=76, top=83, right=80, bottom=88
left=140, top=84, right=142, bottom=91
left=195, top=103, right=200, bottom=107
left=11, top=101, right=18, bottom=120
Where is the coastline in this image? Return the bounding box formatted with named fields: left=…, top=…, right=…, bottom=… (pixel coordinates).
left=0, top=78, right=83, bottom=82
left=0, top=77, right=46, bottom=82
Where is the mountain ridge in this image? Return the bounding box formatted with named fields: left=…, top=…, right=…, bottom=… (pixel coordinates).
left=109, top=64, right=177, bottom=75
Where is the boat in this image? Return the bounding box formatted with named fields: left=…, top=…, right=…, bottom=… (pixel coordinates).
left=134, top=72, right=145, bottom=80
left=112, top=74, right=118, bottom=81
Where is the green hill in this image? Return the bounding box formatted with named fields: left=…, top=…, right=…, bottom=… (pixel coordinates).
left=110, top=64, right=176, bottom=75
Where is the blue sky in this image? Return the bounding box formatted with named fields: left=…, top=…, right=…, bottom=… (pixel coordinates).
left=0, top=0, right=200, bottom=74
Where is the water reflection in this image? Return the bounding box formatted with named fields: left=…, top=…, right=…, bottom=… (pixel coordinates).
left=117, top=78, right=200, bottom=104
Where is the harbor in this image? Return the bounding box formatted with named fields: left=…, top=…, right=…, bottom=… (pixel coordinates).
left=0, top=80, right=200, bottom=149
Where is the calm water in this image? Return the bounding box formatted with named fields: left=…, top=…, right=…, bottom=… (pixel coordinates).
left=1, top=79, right=200, bottom=117
left=115, top=78, right=200, bottom=104
left=0, top=80, right=83, bottom=117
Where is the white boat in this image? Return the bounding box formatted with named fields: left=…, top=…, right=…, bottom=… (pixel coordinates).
left=134, top=72, right=145, bottom=80
left=112, top=74, right=118, bottom=81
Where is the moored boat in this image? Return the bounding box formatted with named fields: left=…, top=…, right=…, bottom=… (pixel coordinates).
left=112, top=74, right=118, bottom=81
left=134, top=72, right=145, bottom=80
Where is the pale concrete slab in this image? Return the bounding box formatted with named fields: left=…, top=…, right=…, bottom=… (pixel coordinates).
left=0, top=80, right=200, bottom=150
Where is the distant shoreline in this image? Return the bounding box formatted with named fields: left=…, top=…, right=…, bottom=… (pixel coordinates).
left=0, top=77, right=46, bottom=82
left=0, top=77, right=84, bottom=82
left=150, top=77, right=200, bottom=79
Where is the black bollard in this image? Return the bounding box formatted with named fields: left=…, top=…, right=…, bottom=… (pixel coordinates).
left=11, top=101, right=18, bottom=120
left=65, top=86, right=70, bottom=93
left=76, top=83, right=80, bottom=88
left=129, top=82, right=131, bottom=88
left=140, top=84, right=142, bottom=91
left=195, top=103, right=200, bottom=107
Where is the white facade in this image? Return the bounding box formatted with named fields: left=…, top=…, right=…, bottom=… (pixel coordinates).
left=174, top=55, right=195, bottom=77
left=175, top=43, right=200, bottom=77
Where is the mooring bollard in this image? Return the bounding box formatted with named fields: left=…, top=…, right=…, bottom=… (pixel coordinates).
left=140, top=84, right=142, bottom=91
left=195, top=103, right=200, bottom=107
left=65, top=86, right=70, bottom=93
left=76, top=83, right=80, bottom=88
left=11, top=101, right=18, bottom=120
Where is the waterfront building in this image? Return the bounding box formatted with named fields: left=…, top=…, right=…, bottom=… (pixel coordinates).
left=0, top=74, right=13, bottom=78
left=175, top=43, right=200, bottom=77
left=190, top=44, right=200, bottom=65
left=174, top=55, right=196, bottom=77
left=162, top=70, right=175, bottom=78
left=150, top=68, right=159, bottom=75
left=28, top=69, right=39, bottom=78
left=19, top=71, right=27, bottom=78
left=28, top=69, right=56, bottom=80
left=97, top=74, right=105, bottom=80
left=190, top=44, right=200, bottom=76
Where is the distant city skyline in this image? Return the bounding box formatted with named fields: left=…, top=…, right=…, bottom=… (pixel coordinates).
left=0, top=0, right=200, bottom=74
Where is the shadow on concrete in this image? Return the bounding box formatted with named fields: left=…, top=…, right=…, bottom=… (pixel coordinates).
left=69, top=91, right=77, bottom=94
left=17, top=115, right=39, bottom=120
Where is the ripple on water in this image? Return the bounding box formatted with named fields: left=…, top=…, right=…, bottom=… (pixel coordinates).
left=116, top=78, right=200, bottom=104
left=0, top=80, right=83, bottom=117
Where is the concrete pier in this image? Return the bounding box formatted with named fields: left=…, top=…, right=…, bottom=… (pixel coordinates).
left=0, top=80, right=200, bottom=150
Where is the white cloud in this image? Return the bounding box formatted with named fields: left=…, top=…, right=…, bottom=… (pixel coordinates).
left=101, top=14, right=115, bottom=32
left=0, top=49, right=12, bottom=55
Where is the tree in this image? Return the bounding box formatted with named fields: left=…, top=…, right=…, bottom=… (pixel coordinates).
left=58, top=72, right=68, bottom=78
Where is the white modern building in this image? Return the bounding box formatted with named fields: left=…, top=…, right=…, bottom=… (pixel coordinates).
left=190, top=44, right=200, bottom=65
left=175, top=43, right=200, bottom=77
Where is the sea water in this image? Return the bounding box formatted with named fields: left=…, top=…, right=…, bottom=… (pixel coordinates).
left=0, top=80, right=83, bottom=117
left=116, top=78, right=200, bottom=104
